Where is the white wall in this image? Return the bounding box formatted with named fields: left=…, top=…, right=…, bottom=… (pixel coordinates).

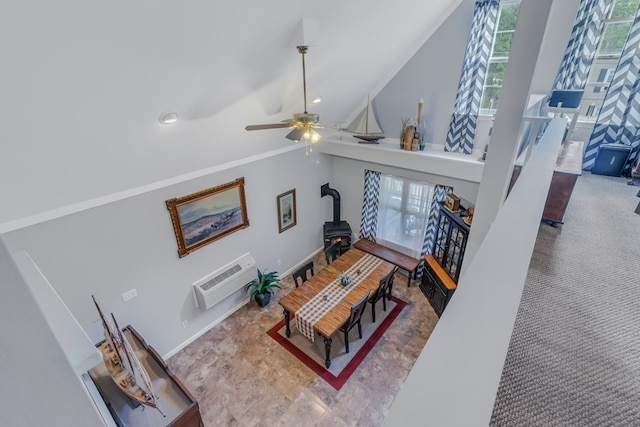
left=373, top=0, right=474, bottom=145
left=530, top=0, right=581, bottom=94
left=0, top=239, right=104, bottom=426
left=0, top=0, right=461, bottom=226
left=374, top=0, right=580, bottom=150
left=3, top=148, right=333, bottom=357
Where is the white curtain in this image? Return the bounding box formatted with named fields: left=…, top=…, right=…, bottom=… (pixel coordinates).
left=376, top=175, right=434, bottom=259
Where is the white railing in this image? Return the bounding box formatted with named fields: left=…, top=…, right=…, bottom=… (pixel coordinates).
left=383, top=118, right=567, bottom=427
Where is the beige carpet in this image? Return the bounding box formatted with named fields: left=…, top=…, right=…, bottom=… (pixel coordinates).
left=490, top=173, right=640, bottom=426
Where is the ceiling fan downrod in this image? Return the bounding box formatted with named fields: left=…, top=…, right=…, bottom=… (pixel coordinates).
left=297, top=45, right=309, bottom=114
left=293, top=45, right=318, bottom=126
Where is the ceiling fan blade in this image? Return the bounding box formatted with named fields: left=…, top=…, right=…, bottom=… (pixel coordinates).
left=245, top=122, right=293, bottom=131
left=286, top=127, right=306, bottom=141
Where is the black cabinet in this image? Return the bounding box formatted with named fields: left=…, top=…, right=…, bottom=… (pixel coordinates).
left=432, top=202, right=470, bottom=283
left=420, top=254, right=457, bottom=317
left=420, top=203, right=470, bottom=316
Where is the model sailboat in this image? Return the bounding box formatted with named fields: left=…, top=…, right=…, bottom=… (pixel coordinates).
left=92, top=296, right=165, bottom=416
left=353, top=95, right=385, bottom=143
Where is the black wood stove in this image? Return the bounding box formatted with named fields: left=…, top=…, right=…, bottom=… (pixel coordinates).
left=321, top=183, right=352, bottom=252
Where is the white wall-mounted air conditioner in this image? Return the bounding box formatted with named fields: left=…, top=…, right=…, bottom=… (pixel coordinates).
left=193, top=253, right=257, bottom=310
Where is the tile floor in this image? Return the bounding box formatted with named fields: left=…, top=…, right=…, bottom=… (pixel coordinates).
left=168, top=251, right=438, bottom=426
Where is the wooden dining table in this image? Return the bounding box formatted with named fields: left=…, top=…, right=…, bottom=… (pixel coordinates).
left=279, top=247, right=395, bottom=368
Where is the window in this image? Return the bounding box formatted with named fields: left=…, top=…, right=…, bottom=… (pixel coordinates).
left=480, top=0, right=522, bottom=115
left=376, top=174, right=435, bottom=258
left=580, top=0, right=640, bottom=121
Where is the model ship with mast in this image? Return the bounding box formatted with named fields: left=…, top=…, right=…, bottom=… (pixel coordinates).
left=353, top=95, right=385, bottom=143
left=92, top=295, right=164, bottom=416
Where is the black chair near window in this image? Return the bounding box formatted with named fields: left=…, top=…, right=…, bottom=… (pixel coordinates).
left=324, top=241, right=341, bottom=265
left=369, top=266, right=398, bottom=323
left=292, top=261, right=314, bottom=288
left=339, top=290, right=370, bottom=353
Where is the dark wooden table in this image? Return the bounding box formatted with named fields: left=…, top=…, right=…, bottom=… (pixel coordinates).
left=354, top=238, right=422, bottom=286
left=511, top=140, right=584, bottom=225
left=278, top=247, right=394, bottom=367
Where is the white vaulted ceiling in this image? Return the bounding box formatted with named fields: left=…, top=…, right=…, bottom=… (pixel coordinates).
left=0, top=0, right=461, bottom=227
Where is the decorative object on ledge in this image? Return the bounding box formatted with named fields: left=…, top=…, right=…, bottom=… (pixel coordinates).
left=88, top=323, right=204, bottom=426
left=277, top=189, right=297, bottom=233
left=91, top=296, right=165, bottom=417
left=353, top=95, right=385, bottom=143
left=400, top=118, right=410, bottom=148
left=166, top=178, right=249, bottom=257
left=460, top=207, right=474, bottom=226
left=401, top=121, right=416, bottom=150
left=399, top=99, right=425, bottom=151
left=444, top=193, right=461, bottom=212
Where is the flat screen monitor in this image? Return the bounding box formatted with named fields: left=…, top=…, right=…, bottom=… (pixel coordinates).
left=548, top=89, right=584, bottom=108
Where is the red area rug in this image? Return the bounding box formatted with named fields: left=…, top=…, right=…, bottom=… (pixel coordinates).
left=267, top=296, right=407, bottom=390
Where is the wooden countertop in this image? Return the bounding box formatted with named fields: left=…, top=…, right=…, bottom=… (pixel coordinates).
left=515, top=140, right=584, bottom=175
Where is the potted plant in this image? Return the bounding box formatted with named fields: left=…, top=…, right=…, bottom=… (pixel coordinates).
left=246, top=269, right=282, bottom=307
left=337, top=272, right=353, bottom=286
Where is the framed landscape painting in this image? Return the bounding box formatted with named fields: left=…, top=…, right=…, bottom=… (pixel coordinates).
left=166, top=177, right=249, bottom=257
left=277, top=189, right=296, bottom=233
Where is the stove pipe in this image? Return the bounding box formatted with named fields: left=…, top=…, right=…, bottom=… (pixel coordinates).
left=321, top=183, right=341, bottom=225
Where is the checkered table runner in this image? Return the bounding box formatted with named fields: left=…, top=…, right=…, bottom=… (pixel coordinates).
left=295, top=254, right=382, bottom=342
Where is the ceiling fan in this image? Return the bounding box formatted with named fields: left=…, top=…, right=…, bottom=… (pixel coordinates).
left=245, top=45, right=322, bottom=144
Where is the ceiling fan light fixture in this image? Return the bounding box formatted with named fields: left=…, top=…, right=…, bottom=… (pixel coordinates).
left=293, top=112, right=319, bottom=125
left=304, top=128, right=321, bottom=143
left=245, top=44, right=322, bottom=151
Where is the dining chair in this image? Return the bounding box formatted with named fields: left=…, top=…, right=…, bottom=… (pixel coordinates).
left=324, top=241, right=341, bottom=265
left=292, top=261, right=314, bottom=288
left=339, top=290, right=371, bottom=353
left=369, top=266, right=398, bottom=323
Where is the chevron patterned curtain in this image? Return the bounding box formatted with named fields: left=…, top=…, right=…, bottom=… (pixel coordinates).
left=583, top=3, right=640, bottom=173
left=359, top=169, right=381, bottom=241
left=445, top=0, right=499, bottom=154
left=416, top=185, right=453, bottom=279
left=553, top=0, right=612, bottom=90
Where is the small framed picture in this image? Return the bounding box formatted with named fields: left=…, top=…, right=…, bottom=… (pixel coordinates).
left=277, top=189, right=297, bottom=233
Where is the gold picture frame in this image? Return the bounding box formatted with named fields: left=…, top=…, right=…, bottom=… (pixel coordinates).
left=166, top=178, right=249, bottom=257
left=277, top=189, right=297, bottom=233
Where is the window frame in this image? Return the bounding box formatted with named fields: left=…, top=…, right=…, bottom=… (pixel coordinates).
left=479, top=0, right=522, bottom=116
left=579, top=0, right=640, bottom=122
left=375, top=174, right=435, bottom=258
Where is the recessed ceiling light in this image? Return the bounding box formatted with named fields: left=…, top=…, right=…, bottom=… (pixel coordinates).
left=159, top=112, right=178, bottom=124
left=312, top=97, right=322, bottom=104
